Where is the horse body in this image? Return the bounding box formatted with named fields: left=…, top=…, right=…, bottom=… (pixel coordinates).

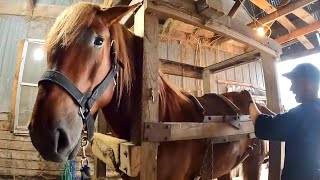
left=29, top=3, right=268, bottom=180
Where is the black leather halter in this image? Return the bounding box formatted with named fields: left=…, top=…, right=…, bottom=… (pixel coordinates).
left=38, top=40, right=122, bottom=141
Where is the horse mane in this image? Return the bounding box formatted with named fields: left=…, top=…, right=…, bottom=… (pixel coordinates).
left=158, top=73, right=195, bottom=121
left=109, top=24, right=136, bottom=101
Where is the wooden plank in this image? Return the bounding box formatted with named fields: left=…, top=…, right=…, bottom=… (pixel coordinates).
left=234, top=66, right=244, bottom=83
left=144, top=121, right=254, bottom=141
left=10, top=40, right=25, bottom=131
left=217, top=80, right=265, bottom=91
left=205, top=50, right=260, bottom=73
left=248, top=0, right=318, bottom=27
left=167, top=40, right=181, bottom=62
left=103, top=0, right=113, bottom=7
left=0, top=167, right=61, bottom=177
left=0, top=2, right=26, bottom=16
left=228, top=0, right=246, bottom=18
left=211, top=74, right=218, bottom=93
left=277, top=17, right=314, bottom=49
left=0, top=2, right=66, bottom=18
left=251, top=0, right=314, bottom=49
left=0, top=130, right=30, bottom=142
left=216, top=71, right=227, bottom=93
left=242, top=64, right=251, bottom=84
left=0, top=148, right=94, bottom=162
left=0, top=113, right=9, bottom=121
left=32, top=4, right=66, bottom=18
left=0, top=158, right=62, bottom=171
left=160, top=59, right=203, bottom=79
left=255, top=61, right=265, bottom=88
left=158, top=41, right=168, bottom=60
left=134, top=5, right=160, bottom=179
left=0, top=121, right=10, bottom=131
left=275, top=21, right=320, bottom=44
left=250, top=0, right=277, bottom=13
left=0, top=149, right=41, bottom=161
left=147, top=0, right=281, bottom=56
left=292, top=8, right=317, bottom=24
left=226, top=68, right=235, bottom=81
left=281, top=47, right=320, bottom=61
left=203, top=70, right=211, bottom=93
left=260, top=52, right=283, bottom=180
left=249, top=62, right=258, bottom=86
left=95, top=110, right=108, bottom=179
left=0, top=139, right=36, bottom=151
left=119, top=142, right=141, bottom=177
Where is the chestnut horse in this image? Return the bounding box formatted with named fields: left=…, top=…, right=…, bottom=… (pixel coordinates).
left=28, top=3, right=270, bottom=180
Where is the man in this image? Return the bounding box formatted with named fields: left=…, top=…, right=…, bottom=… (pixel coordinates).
left=249, top=63, right=320, bottom=180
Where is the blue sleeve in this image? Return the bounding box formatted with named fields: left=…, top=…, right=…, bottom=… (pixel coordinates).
left=254, top=108, right=299, bottom=141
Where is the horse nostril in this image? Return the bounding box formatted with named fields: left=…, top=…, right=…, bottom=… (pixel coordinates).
left=56, top=128, right=70, bottom=154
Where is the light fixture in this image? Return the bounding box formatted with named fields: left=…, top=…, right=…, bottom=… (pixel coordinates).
left=33, top=48, right=44, bottom=61
left=256, top=27, right=265, bottom=37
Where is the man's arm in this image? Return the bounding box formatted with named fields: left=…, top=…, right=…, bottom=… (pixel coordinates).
left=249, top=102, right=297, bottom=141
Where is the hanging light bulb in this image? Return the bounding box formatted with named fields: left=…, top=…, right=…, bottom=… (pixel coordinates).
left=257, top=27, right=265, bottom=37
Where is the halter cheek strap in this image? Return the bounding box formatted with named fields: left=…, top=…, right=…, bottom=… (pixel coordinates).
left=38, top=40, right=121, bottom=141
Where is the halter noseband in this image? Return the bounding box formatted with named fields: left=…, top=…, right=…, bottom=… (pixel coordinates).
left=38, top=40, right=121, bottom=141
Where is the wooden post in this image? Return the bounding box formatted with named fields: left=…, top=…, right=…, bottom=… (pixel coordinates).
left=94, top=110, right=108, bottom=179
left=260, top=52, right=284, bottom=180
left=203, top=69, right=211, bottom=94
left=134, top=1, right=160, bottom=179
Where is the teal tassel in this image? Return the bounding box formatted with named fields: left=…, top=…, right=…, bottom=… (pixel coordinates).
left=61, top=160, right=77, bottom=180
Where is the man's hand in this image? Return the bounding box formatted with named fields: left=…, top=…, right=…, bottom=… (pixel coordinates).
left=249, top=102, right=261, bottom=125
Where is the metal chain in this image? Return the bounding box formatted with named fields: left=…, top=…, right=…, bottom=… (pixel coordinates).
left=80, top=137, right=89, bottom=167
left=199, top=139, right=215, bottom=179
left=211, top=140, right=214, bottom=178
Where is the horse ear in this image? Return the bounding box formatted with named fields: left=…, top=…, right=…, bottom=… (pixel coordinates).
left=99, top=3, right=142, bottom=25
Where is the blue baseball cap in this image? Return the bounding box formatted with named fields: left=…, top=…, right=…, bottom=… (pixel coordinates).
left=283, top=63, right=320, bottom=83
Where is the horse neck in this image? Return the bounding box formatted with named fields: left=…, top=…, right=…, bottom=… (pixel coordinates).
left=101, top=24, right=143, bottom=140
left=101, top=24, right=200, bottom=140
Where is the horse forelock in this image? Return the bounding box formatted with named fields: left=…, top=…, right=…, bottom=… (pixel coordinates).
left=45, top=2, right=100, bottom=63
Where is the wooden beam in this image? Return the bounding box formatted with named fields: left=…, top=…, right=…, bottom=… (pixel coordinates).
left=147, top=0, right=282, bottom=56
left=248, top=0, right=318, bottom=27
left=250, top=0, right=277, bottom=13
left=204, top=50, right=260, bottom=73
left=144, top=121, right=254, bottom=142
left=292, top=8, right=317, bottom=24
left=160, top=59, right=204, bottom=79
left=217, top=79, right=265, bottom=91
left=134, top=3, right=159, bottom=179
left=250, top=0, right=314, bottom=49
left=0, top=2, right=66, bottom=18
left=278, top=17, right=314, bottom=49
left=275, top=21, right=320, bottom=44
left=228, top=0, right=246, bottom=18
left=26, top=0, right=34, bottom=16
left=260, top=52, right=283, bottom=180
left=281, top=47, right=320, bottom=61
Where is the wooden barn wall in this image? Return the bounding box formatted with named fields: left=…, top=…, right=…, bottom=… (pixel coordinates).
left=210, top=61, right=265, bottom=94
left=159, top=39, right=265, bottom=95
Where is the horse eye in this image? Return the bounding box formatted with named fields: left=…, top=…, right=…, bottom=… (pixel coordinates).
left=94, top=37, right=104, bottom=46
